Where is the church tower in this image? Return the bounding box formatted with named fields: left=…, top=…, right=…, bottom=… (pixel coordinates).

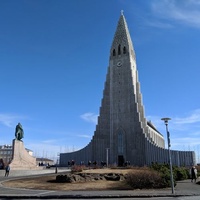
left=60, top=13, right=195, bottom=167
left=108, top=12, right=148, bottom=165
left=90, top=12, right=164, bottom=166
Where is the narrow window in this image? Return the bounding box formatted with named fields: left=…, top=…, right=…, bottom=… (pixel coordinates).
left=118, top=45, right=121, bottom=55
left=113, top=49, right=116, bottom=56
left=123, top=46, right=126, bottom=54
left=118, top=132, right=123, bottom=154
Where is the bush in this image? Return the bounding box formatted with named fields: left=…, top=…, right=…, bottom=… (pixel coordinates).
left=150, top=163, right=177, bottom=187
left=126, top=168, right=169, bottom=189
left=173, top=166, right=188, bottom=181
left=150, top=163, right=189, bottom=184
left=71, top=165, right=85, bottom=173
left=56, top=175, right=71, bottom=183
left=159, top=165, right=172, bottom=187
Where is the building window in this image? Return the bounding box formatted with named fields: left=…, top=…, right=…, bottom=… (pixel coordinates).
left=118, top=45, right=121, bottom=55
left=118, top=131, right=124, bottom=154
left=113, top=49, right=116, bottom=56
left=123, top=46, right=126, bottom=54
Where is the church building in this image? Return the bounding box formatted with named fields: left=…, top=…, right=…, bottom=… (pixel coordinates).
left=60, top=13, right=195, bottom=167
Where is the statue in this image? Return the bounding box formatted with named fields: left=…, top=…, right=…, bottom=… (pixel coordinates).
left=15, top=123, right=24, bottom=140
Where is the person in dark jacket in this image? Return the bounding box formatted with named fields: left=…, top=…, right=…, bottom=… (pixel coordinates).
left=191, top=166, right=197, bottom=182
left=5, top=164, right=10, bottom=177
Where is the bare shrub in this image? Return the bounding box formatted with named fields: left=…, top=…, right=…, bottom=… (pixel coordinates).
left=71, top=165, right=85, bottom=173
left=126, top=168, right=167, bottom=189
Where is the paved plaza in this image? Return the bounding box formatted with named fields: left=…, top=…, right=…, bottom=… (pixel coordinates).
left=0, top=169, right=200, bottom=199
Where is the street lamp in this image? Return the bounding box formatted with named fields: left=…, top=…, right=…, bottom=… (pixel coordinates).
left=55, top=153, right=60, bottom=174
left=55, top=159, right=58, bottom=174
left=106, top=148, right=109, bottom=167
left=161, top=117, right=175, bottom=194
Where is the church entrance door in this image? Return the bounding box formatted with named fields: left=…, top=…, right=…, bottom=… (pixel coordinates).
left=118, top=155, right=124, bottom=167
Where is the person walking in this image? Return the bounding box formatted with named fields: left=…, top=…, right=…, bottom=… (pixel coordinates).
left=191, top=166, right=197, bottom=182
left=5, top=164, right=10, bottom=177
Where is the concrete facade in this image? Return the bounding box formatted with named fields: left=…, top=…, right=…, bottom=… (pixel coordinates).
left=60, top=13, right=195, bottom=167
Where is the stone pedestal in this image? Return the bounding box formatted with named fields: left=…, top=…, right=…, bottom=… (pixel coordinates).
left=10, top=139, right=37, bottom=170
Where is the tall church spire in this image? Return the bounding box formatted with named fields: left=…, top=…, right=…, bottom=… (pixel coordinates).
left=110, top=12, right=135, bottom=60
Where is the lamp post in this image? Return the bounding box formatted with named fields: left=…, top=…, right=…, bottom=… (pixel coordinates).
left=55, top=153, right=59, bottom=174
left=161, top=117, right=175, bottom=194
left=106, top=148, right=109, bottom=167
left=55, top=159, right=58, bottom=174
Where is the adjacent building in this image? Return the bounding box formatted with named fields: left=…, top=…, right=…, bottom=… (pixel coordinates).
left=36, top=158, right=54, bottom=166
left=0, top=145, right=12, bottom=167
left=0, top=144, right=39, bottom=168
left=60, top=13, right=196, bottom=167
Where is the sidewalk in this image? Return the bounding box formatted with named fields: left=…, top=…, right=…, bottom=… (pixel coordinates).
left=0, top=167, right=68, bottom=177
left=0, top=169, right=200, bottom=198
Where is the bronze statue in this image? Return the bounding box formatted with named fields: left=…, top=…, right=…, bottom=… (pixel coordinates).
left=15, top=123, right=24, bottom=140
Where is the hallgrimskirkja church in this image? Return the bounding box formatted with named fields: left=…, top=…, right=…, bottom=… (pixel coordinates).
left=60, top=13, right=195, bottom=167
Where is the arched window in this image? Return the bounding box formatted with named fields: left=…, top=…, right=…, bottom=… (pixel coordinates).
left=123, top=46, right=126, bottom=54
left=118, top=45, right=121, bottom=55
left=113, top=49, right=116, bottom=56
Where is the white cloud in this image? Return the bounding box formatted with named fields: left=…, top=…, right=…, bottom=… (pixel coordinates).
left=0, top=113, right=26, bottom=127
left=147, top=109, right=200, bottom=130
left=172, top=136, right=200, bottom=145
left=190, top=130, right=200, bottom=136
left=80, top=112, right=98, bottom=124
left=77, top=134, right=91, bottom=138
left=174, top=109, right=200, bottom=124
left=42, top=139, right=58, bottom=144
left=151, top=0, right=200, bottom=28
left=146, top=21, right=173, bottom=29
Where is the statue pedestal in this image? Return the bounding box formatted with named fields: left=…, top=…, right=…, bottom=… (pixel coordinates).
left=10, top=139, right=37, bottom=170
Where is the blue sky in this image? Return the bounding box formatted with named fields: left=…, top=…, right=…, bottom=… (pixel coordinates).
left=1, top=0, right=200, bottom=162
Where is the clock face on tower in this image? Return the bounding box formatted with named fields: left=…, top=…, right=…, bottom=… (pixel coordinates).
left=117, top=61, right=122, bottom=67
